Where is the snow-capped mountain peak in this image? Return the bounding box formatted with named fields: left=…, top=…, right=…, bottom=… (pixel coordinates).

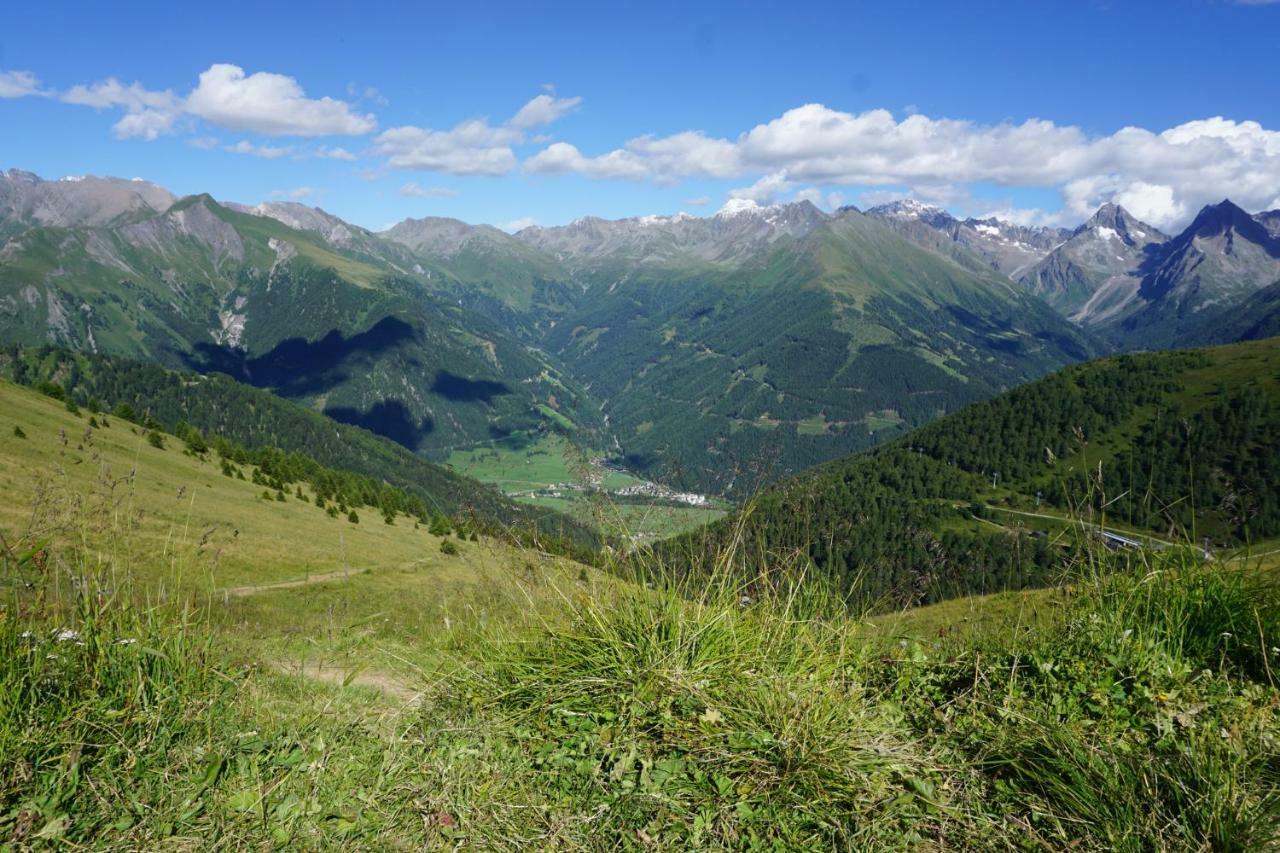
left=867, top=198, right=947, bottom=221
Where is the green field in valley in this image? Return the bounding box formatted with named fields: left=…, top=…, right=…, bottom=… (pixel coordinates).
left=446, top=433, right=729, bottom=542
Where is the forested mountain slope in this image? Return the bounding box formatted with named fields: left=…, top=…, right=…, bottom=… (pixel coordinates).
left=670, top=337, right=1280, bottom=608
left=2, top=172, right=1102, bottom=500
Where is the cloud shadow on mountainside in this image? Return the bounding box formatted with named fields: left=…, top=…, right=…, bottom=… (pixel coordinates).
left=430, top=370, right=511, bottom=403
left=323, top=399, right=435, bottom=451
left=185, top=315, right=420, bottom=397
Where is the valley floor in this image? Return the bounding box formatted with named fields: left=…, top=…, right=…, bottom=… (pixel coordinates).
left=445, top=433, right=728, bottom=544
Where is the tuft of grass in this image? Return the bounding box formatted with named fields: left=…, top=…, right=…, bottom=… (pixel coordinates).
left=456, top=557, right=960, bottom=848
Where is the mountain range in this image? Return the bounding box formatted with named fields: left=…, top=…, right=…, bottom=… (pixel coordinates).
left=864, top=195, right=1280, bottom=351
left=3, top=166, right=1278, bottom=496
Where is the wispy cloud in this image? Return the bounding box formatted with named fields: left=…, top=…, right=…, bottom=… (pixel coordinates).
left=225, top=140, right=294, bottom=159
left=399, top=182, right=459, bottom=198
left=500, top=216, right=538, bottom=232
left=0, top=70, right=46, bottom=99
left=269, top=186, right=321, bottom=200
left=509, top=94, right=581, bottom=130
left=315, top=145, right=358, bottom=161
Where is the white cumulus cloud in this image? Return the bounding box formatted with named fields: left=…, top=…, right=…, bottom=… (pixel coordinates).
left=62, top=78, right=184, bottom=140
left=186, top=64, right=376, bottom=137
left=728, top=172, right=793, bottom=203
left=57, top=64, right=377, bottom=143
left=527, top=104, right=1280, bottom=229
left=374, top=120, right=521, bottom=175
left=374, top=89, right=582, bottom=177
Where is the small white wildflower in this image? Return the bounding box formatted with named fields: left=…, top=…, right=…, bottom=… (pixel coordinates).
left=19, top=630, right=36, bottom=642
left=1122, top=629, right=1133, bottom=639
left=54, top=629, right=83, bottom=644
left=1220, top=632, right=1233, bottom=640
left=113, top=638, right=137, bottom=646
left=46, top=653, right=60, bottom=661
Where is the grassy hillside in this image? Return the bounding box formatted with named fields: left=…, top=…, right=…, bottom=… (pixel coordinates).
left=0, top=345, right=601, bottom=555
left=0, top=378, right=468, bottom=591
left=667, top=337, right=1280, bottom=609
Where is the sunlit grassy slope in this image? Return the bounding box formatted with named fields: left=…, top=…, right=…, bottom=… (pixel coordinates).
left=0, top=377, right=599, bottom=675
left=0, top=378, right=455, bottom=590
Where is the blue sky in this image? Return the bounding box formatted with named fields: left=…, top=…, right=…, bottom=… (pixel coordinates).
left=2, top=0, right=1279, bottom=231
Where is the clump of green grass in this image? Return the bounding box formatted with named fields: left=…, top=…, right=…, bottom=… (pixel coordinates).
left=455, top=555, right=961, bottom=848
left=879, top=545, right=1280, bottom=850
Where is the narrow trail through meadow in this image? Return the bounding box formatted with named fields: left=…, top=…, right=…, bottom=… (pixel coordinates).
left=223, top=568, right=368, bottom=598
left=223, top=567, right=427, bottom=706
left=274, top=660, right=423, bottom=706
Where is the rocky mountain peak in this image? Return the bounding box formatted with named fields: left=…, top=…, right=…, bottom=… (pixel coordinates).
left=1071, top=203, right=1164, bottom=247
left=713, top=198, right=826, bottom=226
left=1256, top=210, right=1280, bottom=240
left=0, top=169, right=176, bottom=230
left=382, top=214, right=516, bottom=257
left=866, top=198, right=955, bottom=229
left=234, top=201, right=357, bottom=247
left=1183, top=199, right=1271, bottom=243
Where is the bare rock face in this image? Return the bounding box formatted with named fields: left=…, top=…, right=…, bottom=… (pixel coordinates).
left=1018, top=203, right=1169, bottom=319
left=513, top=200, right=828, bottom=272
left=1258, top=210, right=1280, bottom=240
left=120, top=198, right=245, bottom=265
left=0, top=169, right=174, bottom=232
left=232, top=201, right=357, bottom=248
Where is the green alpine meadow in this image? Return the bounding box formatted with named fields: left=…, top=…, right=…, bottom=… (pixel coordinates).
left=3, top=3, right=1280, bottom=848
